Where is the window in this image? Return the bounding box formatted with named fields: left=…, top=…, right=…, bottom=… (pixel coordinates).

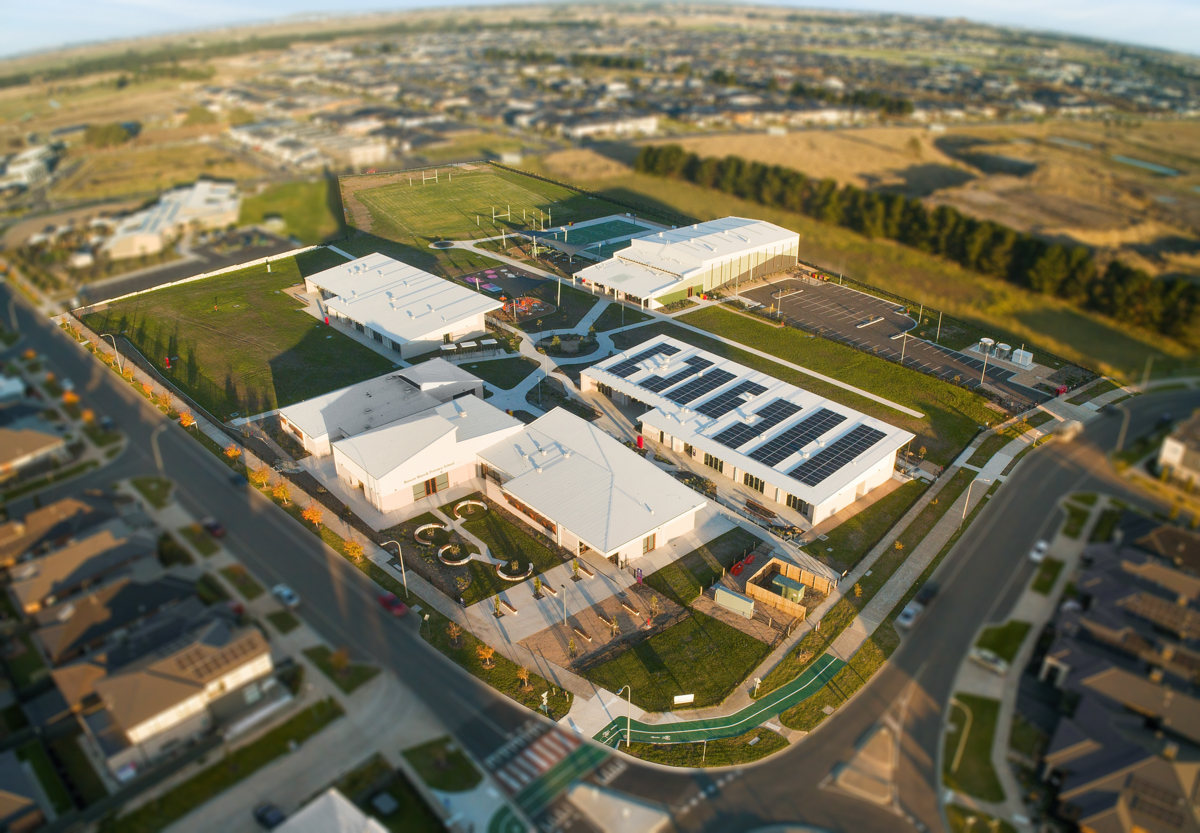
left=743, top=472, right=765, bottom=493
left=659, top=430, right=665, bottom=444
left=703, top=453, right=724, bottom=474
left=443, top=333, right=452, bottom=344
left=372, top=330, right=384, bottom=343
left=598, top=382, right=613, bottom=399
left=642, top=533, right=656, bottom=554
left=786, top=493, right=811, bottom=518
left=683, top=443, right=693, bottom=457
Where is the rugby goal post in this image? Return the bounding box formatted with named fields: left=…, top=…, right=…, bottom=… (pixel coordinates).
left=421, top=168, right=439, bottom=184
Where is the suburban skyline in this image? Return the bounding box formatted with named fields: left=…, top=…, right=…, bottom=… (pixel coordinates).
left=1, top=0, right=1198, bottom=62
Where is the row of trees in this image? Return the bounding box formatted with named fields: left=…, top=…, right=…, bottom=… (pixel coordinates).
left=634, top=145, right=1198, bottom=340
left=788, top=82, right=914, bottom=115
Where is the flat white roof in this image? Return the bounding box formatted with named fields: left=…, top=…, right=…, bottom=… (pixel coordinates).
left=397, top=356, right=481, bottom=391
left=308, top=253, right=502, bottom=344
left=576, top=257, right=685, bottom=300
left=278, top=372, right=438, bottom=443
left=583, top=337, right=913, bottom=507
left=333, top=395, right=520, bottom=480
left=477, top=408, right=707, bottom=554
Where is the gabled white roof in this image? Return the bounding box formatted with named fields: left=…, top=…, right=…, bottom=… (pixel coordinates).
left=583, top=336, right=913, bottom=507
left=332, top=395, right=521, bottom=480
left=278, top=788, right=386, bottom=833
left=279, top=372, right=438, bottom=442
left=308, top=253, right=502, bottom=344
left=398, top=356, right=482, bottom=391
left=616, top=216, right=796, bottom=277
left=477, top=408, right=706, bottom=554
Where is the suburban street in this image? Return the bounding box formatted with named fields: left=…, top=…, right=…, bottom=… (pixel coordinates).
left=1, top=278, right=1189, bottom=833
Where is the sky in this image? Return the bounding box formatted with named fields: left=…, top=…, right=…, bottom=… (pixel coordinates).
left=1, top=0, right=1197, bottom=61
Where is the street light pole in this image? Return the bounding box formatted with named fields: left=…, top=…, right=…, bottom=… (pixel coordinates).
left=980, top=350, right=989, bottom=385
left=960, top=478, right=989, bottom=528
left=616, top=684, right=632, bottom=748
left=381, top=540, right=408, bottom=598
left=1116, top=405, right=1132, bottom=453
left=101, top=334, right=123, bottom=372
left=151, top=424, right=167, bottom=475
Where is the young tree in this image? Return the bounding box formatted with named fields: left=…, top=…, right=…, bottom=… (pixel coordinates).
left=853, top=582, right=863, bottom=599
left=446, top=621, right=463, bottom=647
left=344, top=540, right=364, bottom=562
left=649, top=595, right=660, bottom=619
left=533, top=576, right=542, bottom=596
left=567, top=637, right=577, bottom=659
left=302, top=504, right=323, bottom=528
left=476, top=644, right=495, bottom=668
left=81, top=408, right=95, bottom=425
left=572, top=558, right=580, bottom=579
left=248, top=466, right=271, bottom=488
left=517, top=666, right=531, bottom=691
left=44, top=372, right=55, bottom=384
left=141, top=382, right=153, bottom=397
left=330, top=647, right=351, bottom=678
left=610, top=617, right=620, bottom=639
left=494, top=596, right=502, bottom=617
left=272, top=481, right=291, bottom=505
left=224, top=445, right=242, bottom=461
left=62, top=390, right=80, bottom=406
left=895, top=540, right=904, bottom=551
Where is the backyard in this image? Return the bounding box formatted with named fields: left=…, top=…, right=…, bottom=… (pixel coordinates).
left=80, top=248, right=398, bottom=420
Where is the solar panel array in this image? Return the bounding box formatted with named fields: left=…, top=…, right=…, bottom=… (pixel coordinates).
left=789, top=424, right=887, bottom=486
left=605, top=343, right=680, bottom=378
left=665, top=369, right=737, bottom=405
left=712, top=399, right=801, bottom=450
left=748, top=408, right=846, bottom=467
left=694, top=381, right=768, bottom=418
left=639, top=357, right=714, bottom=394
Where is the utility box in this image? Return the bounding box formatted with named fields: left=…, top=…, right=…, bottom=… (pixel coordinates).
left=771, top=573, right=807, bottom=605
left=714, top=587, right=755, bottom=619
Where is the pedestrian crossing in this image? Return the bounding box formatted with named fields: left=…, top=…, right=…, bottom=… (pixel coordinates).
left=484, top=721, right=610, bottom=818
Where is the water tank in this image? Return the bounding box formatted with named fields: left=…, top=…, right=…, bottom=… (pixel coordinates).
left=996, top=343, right=1012, bottom=361
left=979, top=337, right=995, bottom=355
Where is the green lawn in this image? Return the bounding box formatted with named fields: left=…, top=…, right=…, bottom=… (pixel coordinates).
left=944, top=694, right=1006, bottom=803
left=267, top=610, right=301, bottom=634
left=47, top=734, right=108, bottom=806
left=303, top=646, right=380, bottom=695
left=341, top=165, right=642, bottom=278
left=336, top=754, right=444, bottom=833
left=975, top=621, right=1032, bottom=664
left=1068, top=378, right=1121, bottom=405
left=592, top=301, right=653, bottom=332
left=1063, top=504, right=1090, bottom=538
left=157, top=533, right=194, bottom=567
left=625, top=726, right=787, bottom=768
left=17, top=739, right=74, bottom=813
left=581, top=612, right=771, bottom=712
left=1071, top=492, right=1099, bottom=506
left=804, top=479, right=928, bottom=571
left=106, top=699, right=344, bottom=833
left=644, top=527, right=763, bottom=606
left=515, top=281, right=599, bottom=333
left=459, top=506, right=566, bottom=605
left=402, top=737, right=482, bottom=792
left=1089, top=509, right=1121, bottom=543
left=239, top=179, right=341, bottom=245
left=780, top=630, right=897, bottom=731
left=131, top=476, right=172, bottom=508
left=582, top=170, right=1186, bottom=379
left=80, top=249, right=397, bottom=420
left=645, top=308, right=995, bottom=467
left=1009, top=714, right=1049, bottom=760
left=460, top=356, right=539, bottom=390
left=966, top=427, right=1022, bottom=467
left=84, top=424, right=122, bottom=447
left=219, top=565, right=264, bottom=600
left=1031, top=558, right=1065, bottom=595
left=179, top=523, right=219, bottom=556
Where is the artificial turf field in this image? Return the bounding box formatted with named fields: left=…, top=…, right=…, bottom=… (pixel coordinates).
left=338, top=166, right=639, bottom=277
left=80, top=248, right=397, bottom=421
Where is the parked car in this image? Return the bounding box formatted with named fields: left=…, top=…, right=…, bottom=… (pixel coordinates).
left=915, top=581, right=939, bottom=606
left=896, top=602, right=924, bottom=629
left=1029, top=540, right=1050, bottom=564
left=99, top=415, right=115, bottom=431
left=968, top=647, right=1010, bottom=676
left=253, top=802, right=286, bottom=829
left=229, top=471, right=248, bottom=488
left=201, top=516, right=226, bottom=538
left=272, top=584, right=300, bottom=609
left=378, top=592, right=408, bottom=617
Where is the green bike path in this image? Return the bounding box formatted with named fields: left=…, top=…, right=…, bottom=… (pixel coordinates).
left=514, top=743, right=610, bottom=817
left=593, top=653, right=845, bottom=747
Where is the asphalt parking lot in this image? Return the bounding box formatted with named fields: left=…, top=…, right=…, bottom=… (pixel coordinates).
left=737, top=276, right=1049, bottom=409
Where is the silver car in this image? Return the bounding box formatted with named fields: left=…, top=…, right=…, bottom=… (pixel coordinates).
left=271, top=584, right=300, bottom=609
left=896, top=601, right=924, bottom=629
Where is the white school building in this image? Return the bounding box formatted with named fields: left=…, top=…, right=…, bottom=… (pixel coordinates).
left=573, top=216, right=799, bottom=309
left=581, top=337, right=913, bottom=527
left=304, top=253, right=502, bottom=359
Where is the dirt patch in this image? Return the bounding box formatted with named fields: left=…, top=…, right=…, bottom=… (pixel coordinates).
left=518, top=584, right=683, bottom=669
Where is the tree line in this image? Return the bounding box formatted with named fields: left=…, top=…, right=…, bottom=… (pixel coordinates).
left=788, top=82, right=914, bottom=115
left=634, top=145, right=1198, bottom=340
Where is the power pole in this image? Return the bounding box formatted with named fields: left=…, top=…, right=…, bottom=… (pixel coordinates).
left=936, top=311, right=942, bottom=343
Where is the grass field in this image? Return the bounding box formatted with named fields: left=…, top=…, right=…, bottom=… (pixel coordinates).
left=460, top=356, right=538, bottom=390
left=303, top=646, right=380, bottom=694
left=338, top=166, right=640, bottom=278
left=592, top=301, right=653, bottom=332
left=459, top=507, right=565, bottom=605
left=80, top=248, right=398, bottom=420
left=240, top=179, right=341, bottom=245
left=944, top=694, right=1005, bottom=802
left=53, top=142, right=265, bottom=202
left=640, top=307, right=996, bottom=466
left=560, top=169, right=1189, bottom=378
left=582, top=611, right=771, bottom=712
left=804, top=479, right=928, bottom=570
left=974, top=620, right=1031, bottom=664
left=626, top=726, right=788, bottom=768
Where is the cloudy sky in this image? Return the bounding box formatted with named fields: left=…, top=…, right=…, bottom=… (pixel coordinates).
left=1, top=0, right=1196, bottom=60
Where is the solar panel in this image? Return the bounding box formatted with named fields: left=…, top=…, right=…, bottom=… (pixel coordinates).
left=694, top=381, right=768, bottom=418
left=605, top=343, right=680, bottom=378
left=639, top=357, right=714, bottom=394
left=665, top=369, right=737, bottom=404
left=789, top=424, right=887, bottom=487
left=748, top=408, right=846, bottom=467
left=712, top=399, right=801, bottom=450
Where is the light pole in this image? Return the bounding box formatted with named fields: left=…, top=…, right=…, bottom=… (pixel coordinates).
left=899, top=332, right=907, bottom=365
left=561, top=584, right=567, bottom=626
left=151, top=424, right=167, bottom=475
left=980, top=349, right=989, bottom=385
left=101, top=334, right=123, bottom=372
left=616, top=684, right=632, bottom=748
left=1115, top=404, right=1132, bottom=452
left=960, top=478, right=989, bottom=528
left=381, top=540, right=408, bottom=598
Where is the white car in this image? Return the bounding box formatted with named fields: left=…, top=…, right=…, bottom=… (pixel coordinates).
left=271, top=584, right=300, bottom=609
left=1029, top=540, right=1050, bottom=564
left=896, top=601, right=924, bottom=629
left=969, top=647, right=1010, bottom=676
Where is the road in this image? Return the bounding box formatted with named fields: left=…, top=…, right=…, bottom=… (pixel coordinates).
left=2, top=279, right=1186, bottom=832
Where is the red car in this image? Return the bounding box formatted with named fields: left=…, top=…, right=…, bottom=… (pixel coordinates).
left=378, top=593, right=408, bottom=617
